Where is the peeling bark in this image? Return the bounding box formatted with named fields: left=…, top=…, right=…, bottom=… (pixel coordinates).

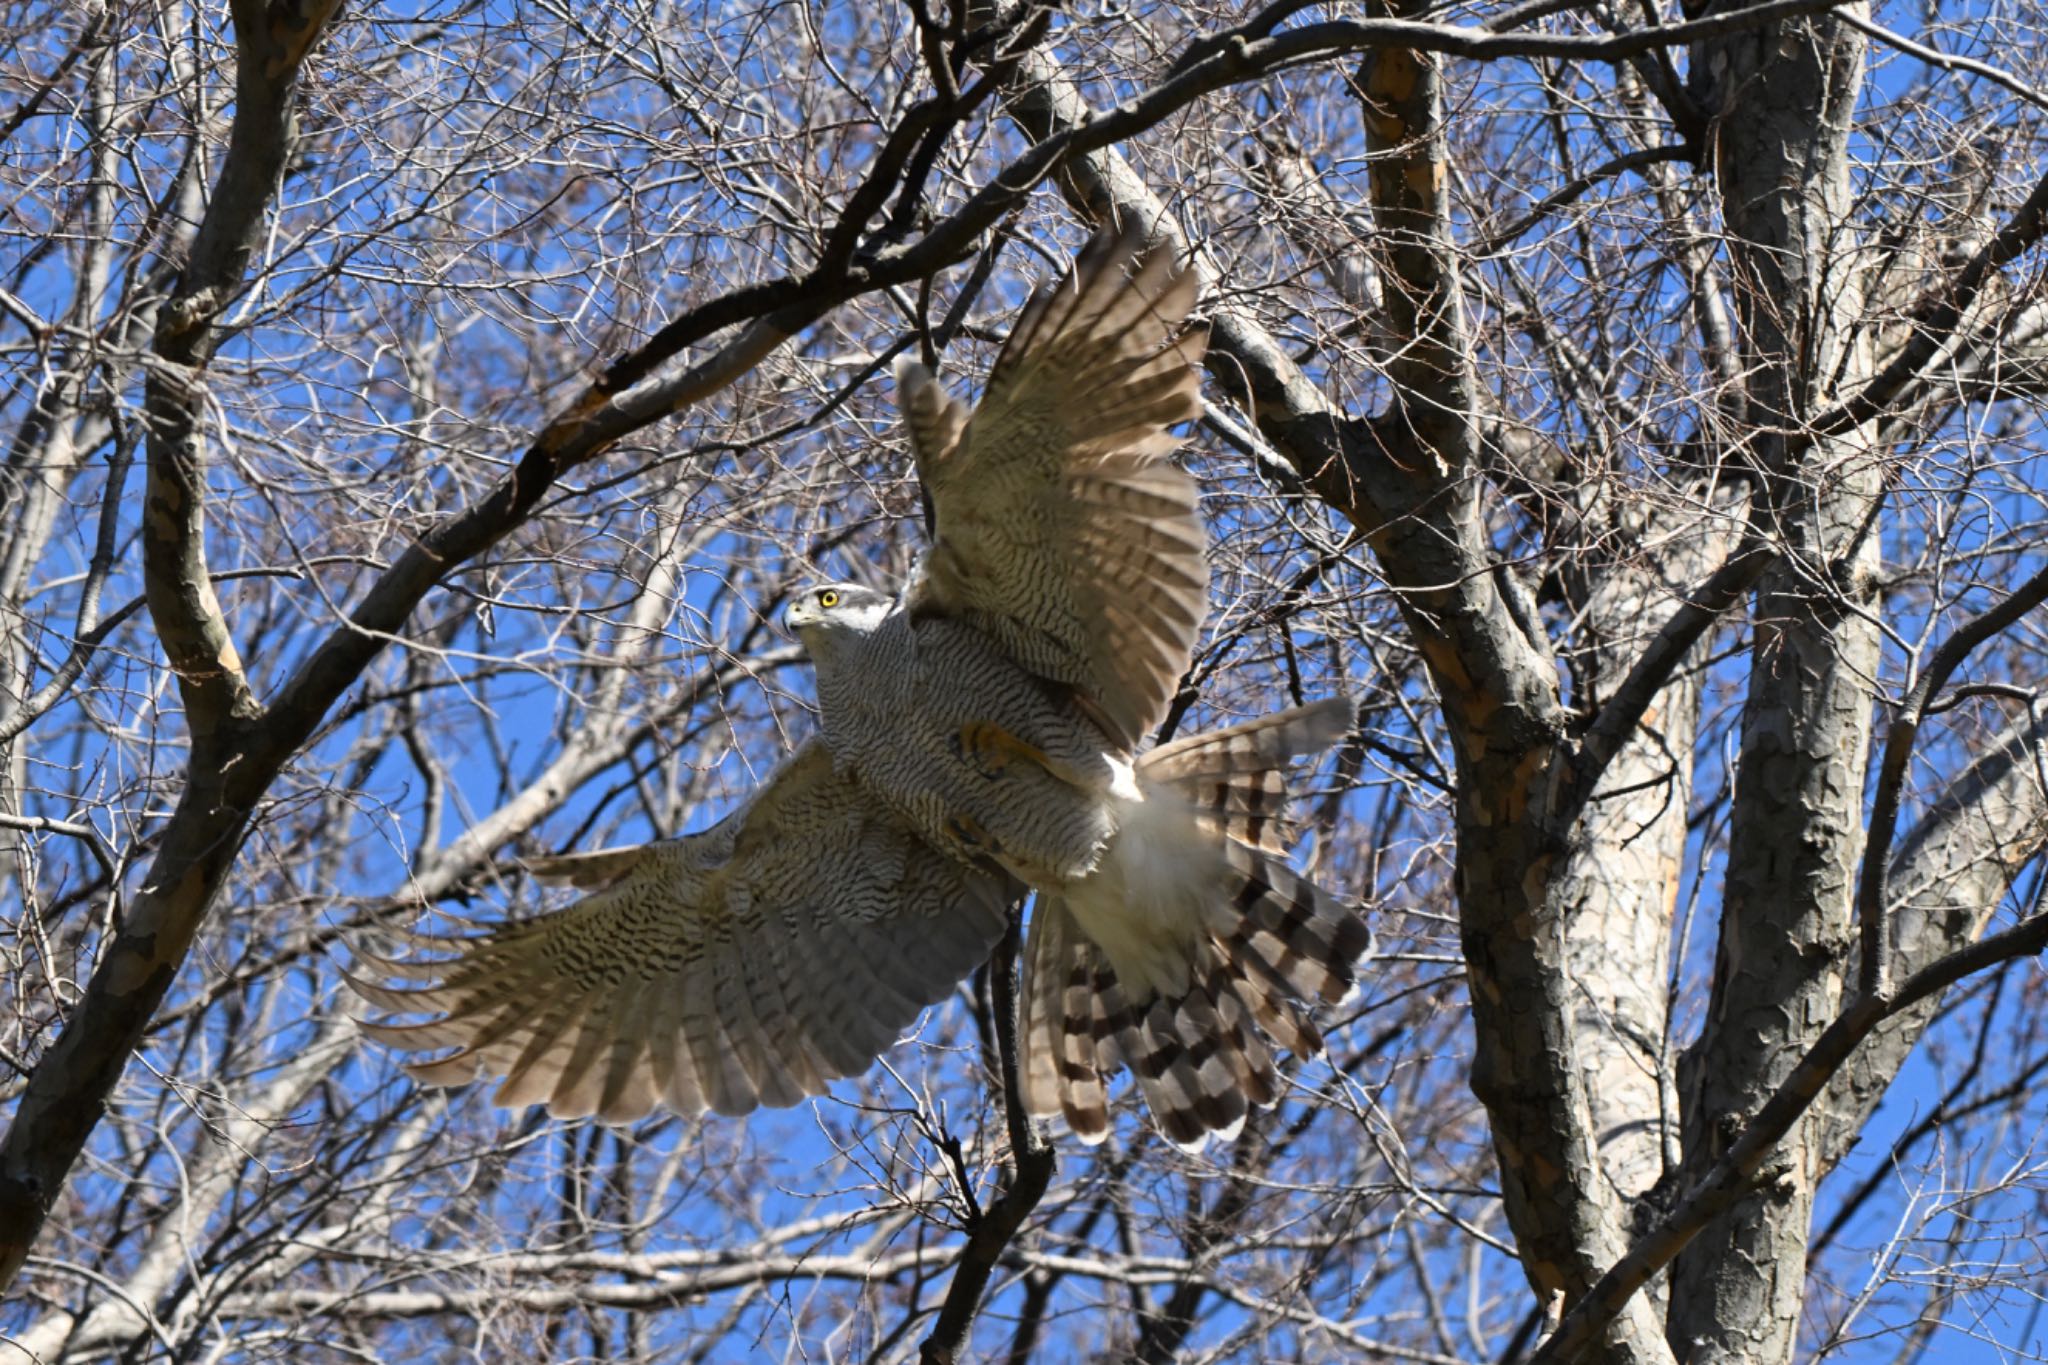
left=1556, top=515, right=1736, bottom=1209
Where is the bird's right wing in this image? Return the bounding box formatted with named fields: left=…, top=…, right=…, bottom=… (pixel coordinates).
left=900, top=225, right=1210, bottom=751
left=349, top=740, right=1016, bottom=1124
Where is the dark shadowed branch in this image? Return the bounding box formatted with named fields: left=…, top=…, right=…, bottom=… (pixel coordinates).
left=920, top=912, right=1056, bottom=1364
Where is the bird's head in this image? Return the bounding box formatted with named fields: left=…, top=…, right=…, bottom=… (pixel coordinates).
left=784, top=582, right=895, bottom=646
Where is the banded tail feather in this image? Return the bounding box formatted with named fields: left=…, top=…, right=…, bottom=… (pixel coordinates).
left=1140, top=696, right=1356, bottom=852
left=1214, top=840, right=1371, bottom=1007
left=1023, top=898, right=1281, bottom=1148
left=1021, top=888, right=1355, bottom=1149
left=1022, top=698, right=1370, bottom=1148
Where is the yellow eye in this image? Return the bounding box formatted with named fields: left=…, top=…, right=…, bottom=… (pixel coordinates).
left=819, top=589, right=840, bottom=609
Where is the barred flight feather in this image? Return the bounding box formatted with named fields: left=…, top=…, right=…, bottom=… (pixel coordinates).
left=349, top=741, right=1016, bottom=1124
left=1020, top=700, right=1371, bottom=1148
left=901, top=224, right=1212, bottom=751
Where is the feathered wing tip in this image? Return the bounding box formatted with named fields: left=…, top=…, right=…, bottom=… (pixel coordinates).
left=346, top=887, right=997, bottom=1127
left=520, top=845, right=653, bottom=889
left=345, top=787, right=1018, bottom=1126
left=996, top=221, right=1207, bottom=400
left=341, top=895, right=783, bottom=1125
left=894, top=356, right=971, bottom=470
left=899, top=222, right=1212, bottom=753
left=895, top=221, right=1207, bottom=478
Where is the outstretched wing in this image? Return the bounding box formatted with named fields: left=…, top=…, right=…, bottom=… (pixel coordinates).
left=349, top=741, right=1016, bottom=1124
left=901, top=225, right=1211, bottom=751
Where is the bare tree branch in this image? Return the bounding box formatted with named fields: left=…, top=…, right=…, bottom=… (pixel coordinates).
left=1533, top=907, right=2048, bottom=1364
left=1857, top=563, right=2048, bottom=998
left=919, top=915, right=1055, bottom=1365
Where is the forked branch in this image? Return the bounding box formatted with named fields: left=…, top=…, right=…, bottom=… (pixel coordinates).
left=1532, top=907, right=2048, bottom=1364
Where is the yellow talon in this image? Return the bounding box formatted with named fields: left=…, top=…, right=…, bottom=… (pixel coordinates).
left=955, top=721, right=1053, bottom=780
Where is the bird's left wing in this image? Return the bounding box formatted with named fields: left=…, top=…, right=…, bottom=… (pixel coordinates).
left=348, top=740, right=1016, bottom=1124
left=900, top=225, right=1210, bottom=750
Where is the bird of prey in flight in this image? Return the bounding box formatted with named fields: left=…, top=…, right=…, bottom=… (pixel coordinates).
left=352, top=225, right=1369, bottom=1148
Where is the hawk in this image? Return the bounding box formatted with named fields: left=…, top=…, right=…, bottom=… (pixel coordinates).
left=351, top=227, right=1369, bottom=1148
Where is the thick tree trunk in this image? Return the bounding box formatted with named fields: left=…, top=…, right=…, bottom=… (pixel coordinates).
left=1669, top=7, right=1878, bottom=1361
left=1557, top=524, right=1733, bottom=1209
left=1356, top=15, right=1676, bottom=1363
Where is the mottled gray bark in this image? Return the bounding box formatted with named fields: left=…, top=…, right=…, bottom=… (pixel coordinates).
left=1350, top=26, right=1643, bottom=1342
left=1349, top=30, right=1680, bottom=1361
left=983, top=10, right=2048, bottom=1364
left=1669, top=6, right=1880, bottom=1361
left=993, top=20, right=1670, bottom=1358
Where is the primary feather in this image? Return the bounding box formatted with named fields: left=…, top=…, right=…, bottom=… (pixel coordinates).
left=902, top=221, right=1212, bottom=752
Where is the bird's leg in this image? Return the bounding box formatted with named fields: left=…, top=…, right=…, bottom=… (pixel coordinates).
left=953, top=721, right=1040, bottom=779
left=952, top=720, right=1100, bottom=787
left=955, top=720, right=1132, bottom=798
left=944, top=812, right=1005, bottom=858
